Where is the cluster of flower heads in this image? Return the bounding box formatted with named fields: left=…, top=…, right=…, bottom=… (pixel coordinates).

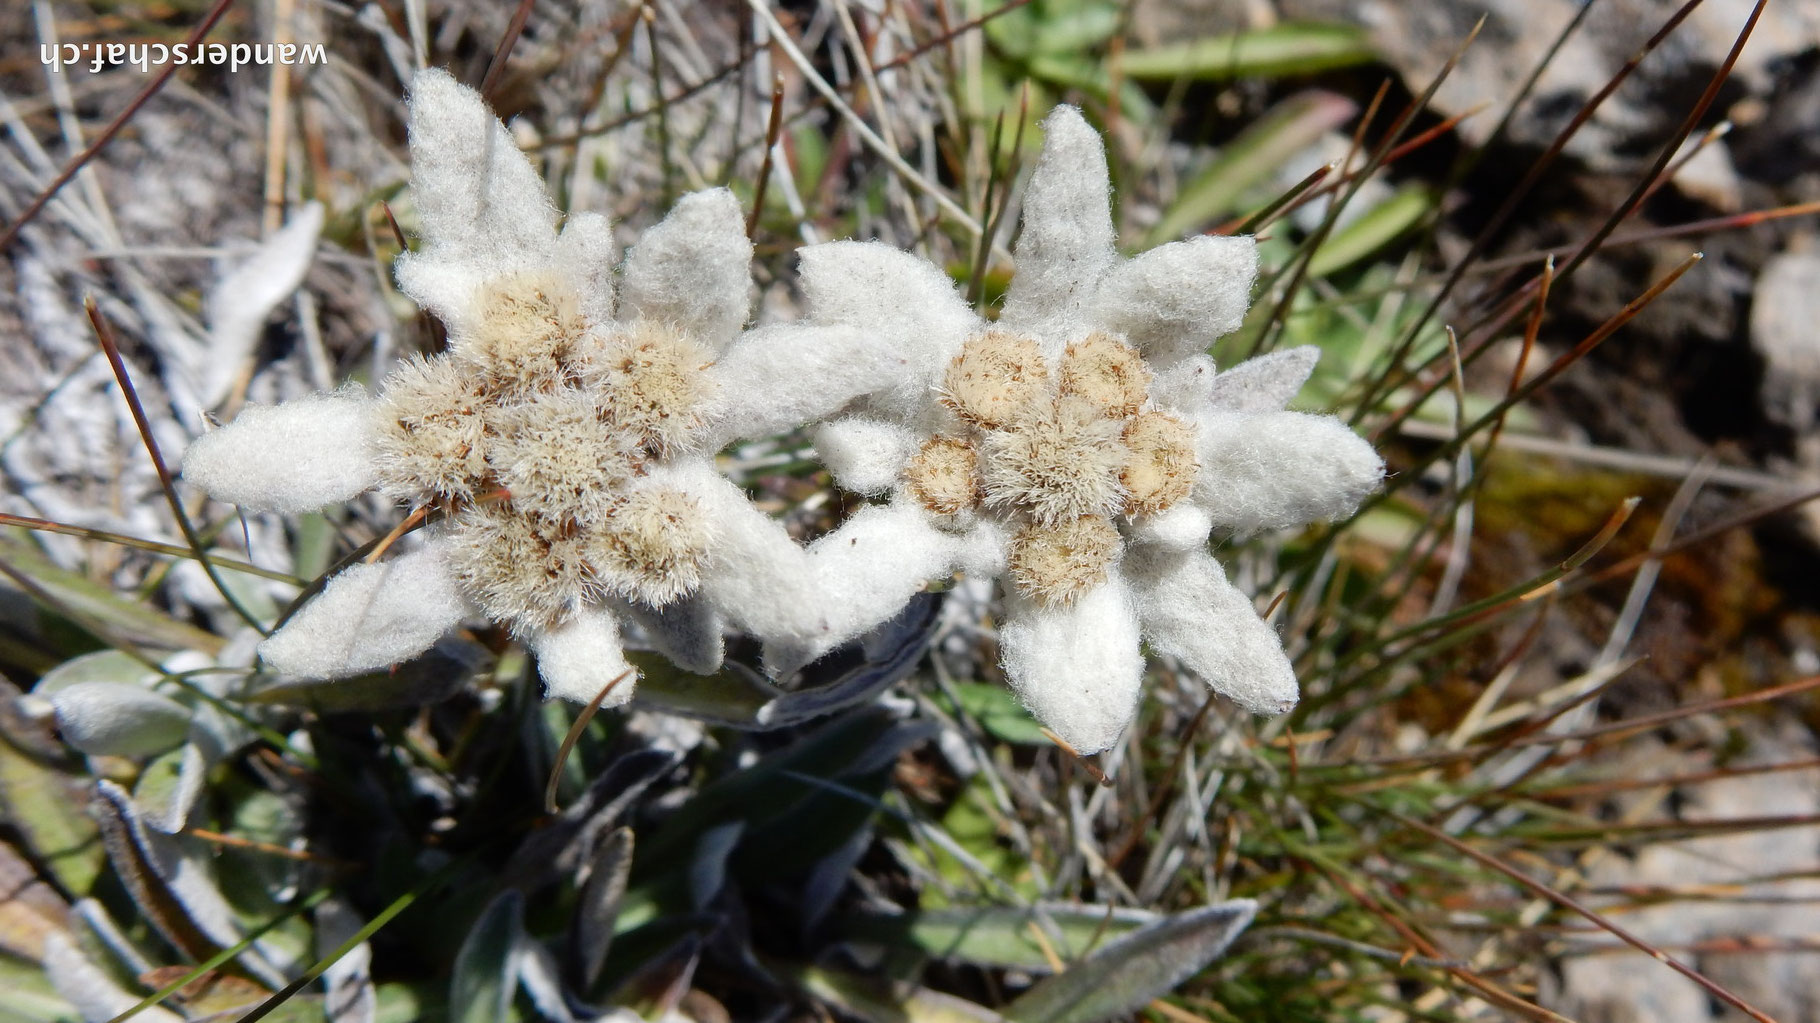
left=181, top=68, right=1384, bottom=754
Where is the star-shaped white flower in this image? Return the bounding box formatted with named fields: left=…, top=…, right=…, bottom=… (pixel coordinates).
left=181, top=69, right=896, bottom=708
left=788, top=106, right=1385, bottom=753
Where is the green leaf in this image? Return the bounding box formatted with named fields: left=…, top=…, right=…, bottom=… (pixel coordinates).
left=1120, top=22, right=1376, bottom=81
left=939, top=682, right=1051, bottom=746
left=0, top=532, right=225, bottom=656
left=34, top=650, right=150, bottom=694
left=245, top=644, right=475, bottom=711
left=1306, top=185, right=1436, bottom=278
left=1000, top=900, right=1257, bottom=1023
left=985, top=0, right=1121, bottom=60
left=1148, top=91, right=1356, bottom=243
left=793, top=963, right=1005, bottom=1023
left=0, top=950, right=80, bottom=1022
left=450, top=890, right=523, bottom=1023
left=0, top=732, right=101, bottom=897
left=843, top=903, right=1159, bottom=972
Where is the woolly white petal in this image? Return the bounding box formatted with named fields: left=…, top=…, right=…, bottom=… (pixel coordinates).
left=999, top=575, right=1144, bottom=755
left=50, top=682, right=191, bottom=758
left=813, top=417, right=922, bottom=496
left=1194, top=410, right=1384, bottom=536
left=201, top=202, right=323, bottom=407
left=531, top=611, right=638, bottom=706
left=396, top=68, right=557, bottom=323
left=1126, top=502, right=1214, bottom=552
left=1150, top=354, right=1217, bottom=411
left=182, top=387, right=379, bottom=514
left=621, top=189, right=752, bottom=354
left=765, top=501, right=963, bottom=675
left=1093, top=235, right=1257, bottom=364
left=1127, top=545, right=1297, bottom=715
left=999, top=106, right=1117, bottom=347
left=554, top=211, right=618, bottom=324
left=617, top=595, right=723, bottom=676
left=694, top=324, right=906, bottom=452
left=1207, top=346, right=1320, bottom=413
left=258, top=538, right=472, bottom=678
left=798, top=240, right=982, bottom=419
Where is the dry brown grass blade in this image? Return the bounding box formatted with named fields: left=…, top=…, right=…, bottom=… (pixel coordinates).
left=1472, top=198, right=1820, bottom=275
left=1351, top=0, right=1713, bottom=418
left=1310, top=858, right=1570, bottom=1021
left=747, top=74, right=787, bottom=240
left=546, top=669, right=635, bottom=813
left=1252, top=21, right=1480, bottom=359
left=1391, top=812, right=1781, bottom=1023
left=1370, top=251, right=1703, bottom=484
left=86, top=297, right=267, bottom=634
left=481, top=0, right=538, bottom=103
left=1555, top=0, right=1766, bottom=283
left=0, top=511, right=296, bottom=584
left=1533, top=757, right=1820, bottom=801
left=873, top=0, right=1035, bottom=76
left=0, top=0, right=238, bottom=255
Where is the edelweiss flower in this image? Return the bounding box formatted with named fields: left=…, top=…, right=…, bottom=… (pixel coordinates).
left=182, top=69, right=893, bottom=707
left=791, top=106, right=1385, bottom=753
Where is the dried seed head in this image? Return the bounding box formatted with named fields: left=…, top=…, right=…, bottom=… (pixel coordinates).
left=591, top=485, right=712, bottom=606
left=449, top=503, right=593, bottom=630
left=1006, top=515, right=1122, bottom=608
left=582, top=320, right=714, bottom=455
left=904, top=435, right=980, bottom=514
left=981, top=396, right=1127, bottom=525
left=1058, top=331, right=1151, bottom=418
left=1121, top=411, right=1198, bottom=516
left=373, top=355, right=491, bottom=503
left=488, top=389, right=640, bottom=524
left=460, top=271, right=587, bottom=394
left=941, top=331, right=1049, bottom=428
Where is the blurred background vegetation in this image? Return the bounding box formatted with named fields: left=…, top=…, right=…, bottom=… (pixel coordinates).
left=2, top=1, right=1819, bottom=1020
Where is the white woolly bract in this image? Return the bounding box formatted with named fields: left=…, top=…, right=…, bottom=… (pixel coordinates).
left=619, top=188, right=753, bottom=355
left=1192, top=409, right=1385, bottom=536
left=766, top=501, right=969, bottom=675
left=181, top=387, right=379, bottom=514
left=258, top=539, right=472, bottom=678
left=813, top=417, right=921, bottom=496
left=695, top=324, right=906, bottom=453
left=50, top=682, right=192, bottom=758
left=553, top=211, right=618, bottom=325
left=201, top=202, right=324, bottom=407
left=659, top=462, right=824, bottom=642
left=997, top=106, right=1117, bottom=349
left=392, top=68, right=557, bottom=325
left=531, top=611, right=638, bottom=706
left=1127, top=545, right=1299, bottom=715
left=1207, top=346, right=1321, bottom=413
left=1150, top=354, right=1217, bottom=410
left=998, top=576, right=1145, bottom=755
left=1092, top=235, right=1258, bottom=365
left=797, top=241, right=982, bottom=420
left=1126, top=502, right=1214, bottom=551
